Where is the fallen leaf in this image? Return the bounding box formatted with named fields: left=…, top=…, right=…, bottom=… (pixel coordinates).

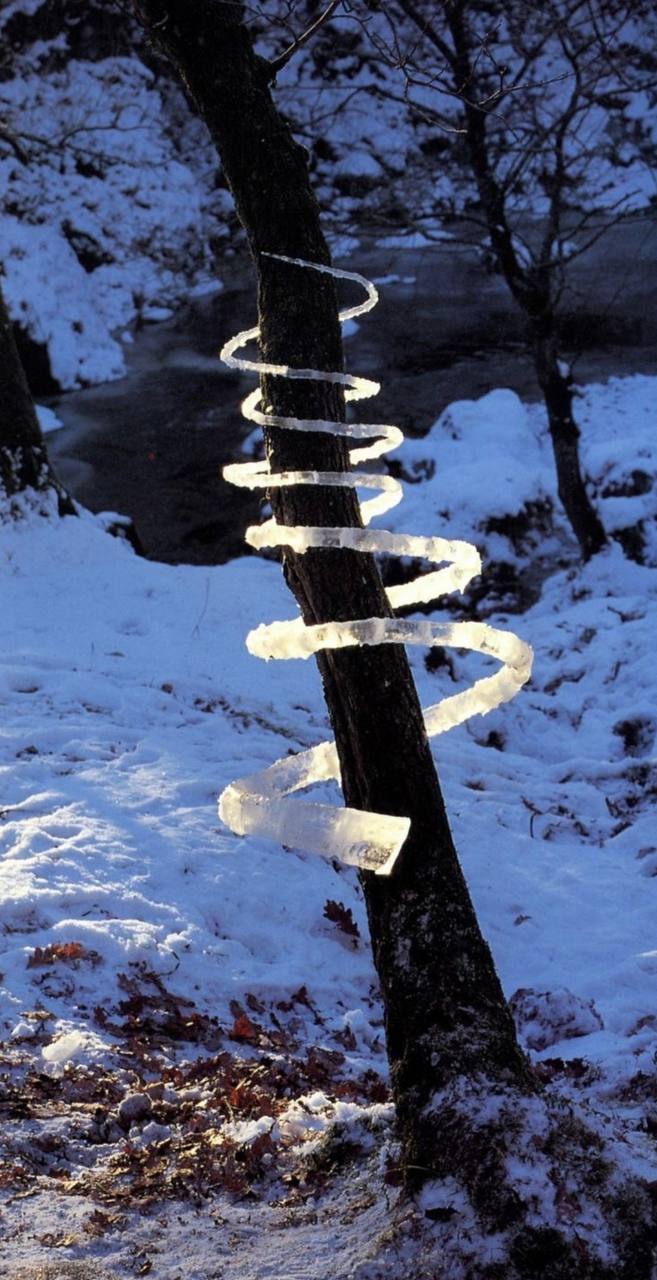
left=323, top=900, right=360, bottom=940
left=230, top=1013, right=258, bottom=1042
left=28, top=941, right=90, bottom=968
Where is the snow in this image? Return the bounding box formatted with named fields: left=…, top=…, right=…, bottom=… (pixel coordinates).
left=0, top=0, right=41, bottom=20
left=397, top=387, right=549, bottom=551
left=35, top=404, right=63, bottom=435
left=2, top=363, right=657, bottom=1272
left=0, top=48, right=223, bottom=388
left=0, top=501, right=376, bottom=1046
left=1, top=217, right=126, bottom=388
left=188, top=279, right=225, bottom=299
left=334, top=151, right=383, bottom=179
left=376, top=230, right=451, bottom=249
left=1, top=0, right=657, bottom=1268
left=391, top=375, right=657, bottom=579
left=42, top=1029, right=102, bottom=1066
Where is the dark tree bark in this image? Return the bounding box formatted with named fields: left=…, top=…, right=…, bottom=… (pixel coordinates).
left=532, top=321, right=606, bottom=560
left=404, top=0, right=607, bottom=562
left=0, top=277, right=74, bottom=512
left=131, top=0, right=535, bottom=1188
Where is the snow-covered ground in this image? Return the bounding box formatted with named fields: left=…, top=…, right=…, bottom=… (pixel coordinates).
left=1, top=371, right=657, bottom=1276
left=0, top=14, right=229, bottom=390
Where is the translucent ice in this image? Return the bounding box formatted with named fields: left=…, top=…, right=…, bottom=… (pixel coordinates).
left=218, top=256, right=533, bottom=875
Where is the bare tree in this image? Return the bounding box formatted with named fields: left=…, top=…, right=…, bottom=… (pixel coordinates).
left=129, top=1, right=656, bottom=1270
left=132, top=0, right=532, bottom=1177
left=349, top=0, right=657, bottom=558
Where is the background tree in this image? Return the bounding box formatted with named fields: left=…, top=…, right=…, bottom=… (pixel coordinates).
left=0, top=274, right=73, bottom=510
left=129, top=1, right=657, bottom=1271
left=353, top=0, right=657, bottom=558
left=262, top=0, right=657, bottom=559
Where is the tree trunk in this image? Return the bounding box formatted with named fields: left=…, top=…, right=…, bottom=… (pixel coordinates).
left=131, top=0, right=535, bottom=1188
left=441, top=1, right=607, bottom=563
left=532, top=323, right=607, bottom=560
left=0, top=277, right=73, bottom=512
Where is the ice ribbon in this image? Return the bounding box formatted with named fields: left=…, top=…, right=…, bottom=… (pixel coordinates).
left=218, top=256, right=533, bottom=876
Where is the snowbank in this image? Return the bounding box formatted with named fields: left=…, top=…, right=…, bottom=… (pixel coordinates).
left=1, top=374, right=657, bottom=1274
left=395, top=375, right=657, bottom=570
left=0, top=43, right=225, bottom=389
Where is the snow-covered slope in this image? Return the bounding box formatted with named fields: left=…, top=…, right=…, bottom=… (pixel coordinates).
left=0, top=6, right=230, bottom=389
left=1, top=375, right=657, bottom=1275
left=396, top=375, right=657, bottom=576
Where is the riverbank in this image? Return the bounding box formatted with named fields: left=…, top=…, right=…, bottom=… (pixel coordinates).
left=47, top=219, right=657, bottom=565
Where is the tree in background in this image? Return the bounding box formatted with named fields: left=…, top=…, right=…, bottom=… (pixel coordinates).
left=0, top=274, right=73, bottom=510
left=130, top=2, right=657, bottom=1271
left=262, top=0, right=657, bottom=560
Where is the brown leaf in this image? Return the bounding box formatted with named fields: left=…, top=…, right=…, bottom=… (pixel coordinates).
left=323, top=900, right=360, bottom=940
left=86, top=1209, right=123, bottom=1236
left=36, top=1232, right=78, bottom=1247
left=28, top=941, right=87, bottom=967
left=230, top=1013, right=258, bottom=1042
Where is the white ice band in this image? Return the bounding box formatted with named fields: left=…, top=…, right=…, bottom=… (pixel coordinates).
left=218, top=254, right=532, bottom=875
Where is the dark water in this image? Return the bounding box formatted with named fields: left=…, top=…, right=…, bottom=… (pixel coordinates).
left=48, top=220, right=657, bottom=564
left=48, top=267, right=262, bottom=564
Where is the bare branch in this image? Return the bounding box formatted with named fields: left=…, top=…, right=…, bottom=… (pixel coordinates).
left=0, top=119, right=30, bottom=164
left=394, top=0, right=456, bottom=70
left=268, top=0, right=341, bottom=79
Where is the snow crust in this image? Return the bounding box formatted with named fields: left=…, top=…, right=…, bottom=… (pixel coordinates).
left=35, top=403, right=64, bottom=434
left=219, top=258, right=532, bottom=874
left=2, top=371, right=657, bottom=1274
left=0, top=47, right=223, bottom=388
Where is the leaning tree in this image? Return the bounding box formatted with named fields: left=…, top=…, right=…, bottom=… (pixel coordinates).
left=130, top=1, right=656, bottom=1272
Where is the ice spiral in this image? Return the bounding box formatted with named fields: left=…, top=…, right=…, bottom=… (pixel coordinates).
left=218, top=256, right=532, bottom=876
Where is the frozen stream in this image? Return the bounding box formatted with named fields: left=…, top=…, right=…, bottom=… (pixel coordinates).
left=48, top=223, right=657, bottom=564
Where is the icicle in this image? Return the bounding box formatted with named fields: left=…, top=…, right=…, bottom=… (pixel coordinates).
left=218, top=255, right=533, bottom=875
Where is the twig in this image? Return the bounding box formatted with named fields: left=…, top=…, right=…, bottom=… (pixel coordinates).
left=268, top=0, right=341, bottom=79
left=0, top=120, right=30, bottom=164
